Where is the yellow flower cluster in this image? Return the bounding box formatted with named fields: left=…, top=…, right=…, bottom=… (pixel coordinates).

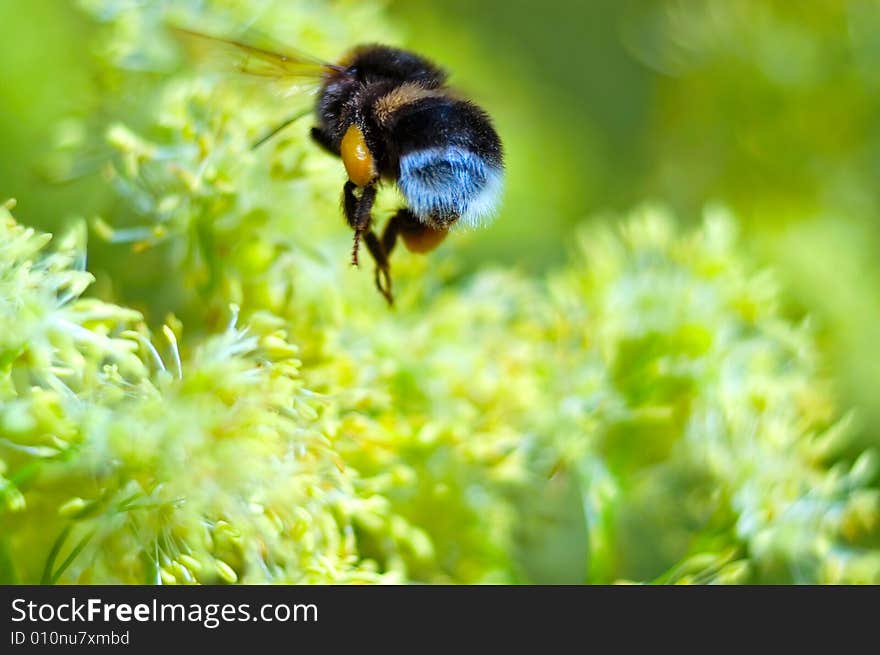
left=1, top=0, right=878, bottom=584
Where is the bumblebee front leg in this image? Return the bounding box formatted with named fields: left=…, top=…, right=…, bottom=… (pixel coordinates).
left=342, top=181, right=377, bottom=266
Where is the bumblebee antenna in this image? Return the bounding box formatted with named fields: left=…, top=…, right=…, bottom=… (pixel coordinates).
left=251, top=108, right=311, bottom=149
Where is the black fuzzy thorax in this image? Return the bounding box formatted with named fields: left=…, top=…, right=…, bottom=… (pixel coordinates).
left=315, top=45, right=446, bottom=146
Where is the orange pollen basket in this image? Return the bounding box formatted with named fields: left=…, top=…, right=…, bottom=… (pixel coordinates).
left=401, top=224, right=449, bottom=253
left=341, top=124, right=376, bottom=187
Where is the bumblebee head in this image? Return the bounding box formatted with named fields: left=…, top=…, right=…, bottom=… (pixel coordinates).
left=337, top=45, right=447, bottom=87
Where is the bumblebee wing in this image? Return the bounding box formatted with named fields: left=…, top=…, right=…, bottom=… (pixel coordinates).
left=171, top=27, right=348, bottom=80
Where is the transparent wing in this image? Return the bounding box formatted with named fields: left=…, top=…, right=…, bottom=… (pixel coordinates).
left=170, top=26, right=349, bottom=81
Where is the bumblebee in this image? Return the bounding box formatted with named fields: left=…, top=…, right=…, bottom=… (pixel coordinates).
left=174, top=29, right=504, bottom=304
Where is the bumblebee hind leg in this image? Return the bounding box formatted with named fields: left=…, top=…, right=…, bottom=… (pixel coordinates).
left=341, top=196, right=450, bottom=305
left=359, top=208, right=406, bottom=306
left=364, top=230, right=393, bottom=305
left=362, top=209, right=450, bottom=306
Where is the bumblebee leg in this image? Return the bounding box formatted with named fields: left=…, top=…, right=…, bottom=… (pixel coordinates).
left=364, top=230, right=393, bottom=305
left=343, top=181, right=359, bottom=229
left=364, top=208, right=436, bottom=305
left=310, top=126, right=338, bottom=155
left=381, top=209, right=403, bottom=256
left=367, top=210, right=407, bottom=305
left=342, top=182, right=377, bottom=267
left=371, top=210, right=418, bottom=305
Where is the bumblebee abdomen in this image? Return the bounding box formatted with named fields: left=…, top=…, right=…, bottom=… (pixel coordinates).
left=384, top=96, right=503, bottom=228
left=398, top=146, right=503, bottom=228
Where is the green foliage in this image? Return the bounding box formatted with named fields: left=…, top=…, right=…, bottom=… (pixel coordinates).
left=1, top=0, right=879, bottom=585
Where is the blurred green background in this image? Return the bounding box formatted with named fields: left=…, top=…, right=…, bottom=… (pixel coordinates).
left=1, top=0, right=878, bottom=452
